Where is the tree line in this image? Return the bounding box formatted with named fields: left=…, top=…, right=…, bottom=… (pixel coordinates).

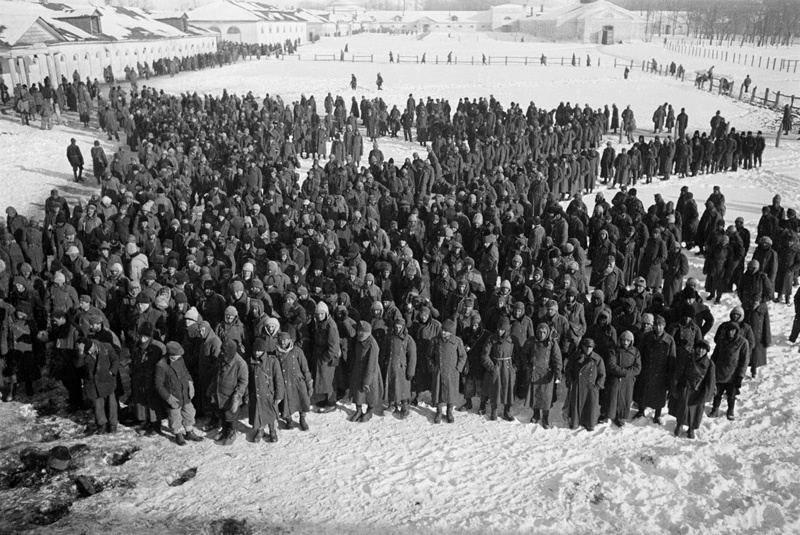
left=617, top=0, right=800, bottom=46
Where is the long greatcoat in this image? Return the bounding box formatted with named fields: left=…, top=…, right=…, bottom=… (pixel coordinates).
left=745, top=303, right=771, bottom=370
left=275, top=345, right=313, bottom=417
left=432, top=333, right=467, bottom=405
left=383, top=329, right=417, bottom=403
left=210, top=352, right=248, bottom=411
left=565, top=351, right=605, bottom=429
left=604, top=345, right=641, bottom=420
left=670, top=354, right=715, bottom=429
left=350, top=335, right=384, bottom=408
left=637, top=331, right=676, bottom=410
left=712, top=326, right=749, bottom=384
left=411, top=318, right=441, bottom=394
left=248, top=352, right=285, bottom=429
left=75, top=341, right=119, bottom=400
left=481, top=333, right=516, bottom=407
left=311, top=315, right=341, bottom=397
left=129, top=339, right=166, bottom=414
left=523, top=335, right=562, bottom=410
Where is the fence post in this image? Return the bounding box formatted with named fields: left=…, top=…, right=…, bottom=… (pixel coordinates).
left=597, top=57, right=600, bottom=67
left=739, top=85, right=744, bottom=100
left=614, top=58, right=617, bottom=68
left=765, top=88, right=770, bottom=106
left=795, top=60, right=798, bottom=73
left=561, top=57, right=564, bottom=66
left=750, top=86, right=757, bottom=104
left=776, top=127, right=782, bottom=148
left=775, top=91, right=781, bottom=108
left=524, top=57, right=527, bottom=66
left=725, top=51, right=728, bottom=61
left=371, top=54, right=373, bottom=62
left=505, top=56, right=508, bottom=65
left=758, top=56, right=762, bottom=67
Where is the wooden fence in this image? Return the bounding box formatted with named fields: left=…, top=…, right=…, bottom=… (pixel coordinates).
left=296, top=53, right=602, bottom=67
left=611, top=58, right=800, bottom=117
left=663, top=41, right=800, bottom=73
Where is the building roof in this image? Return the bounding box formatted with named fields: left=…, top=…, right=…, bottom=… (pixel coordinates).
left=362, top=10, right=490, bottom=25
left=293, top=9, right=330, bottom=24
left=534, top=0, right=644, bottom=24
left=187, top=0, right=306, bottom=23
left=0, top=0, right=205, bottom=48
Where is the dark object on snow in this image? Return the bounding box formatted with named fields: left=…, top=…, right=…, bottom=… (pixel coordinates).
left=48, top=446, right=72, bottom=471
left=169, top=466, right=197, bottom=487
left=106, top=446, right=140, bottom=466
left=32, top=500, right=72, bottom=526
left=19, top=447, right=50, bottom=471
left=75, top=475, right=104, bottom=497
left=208, top=518, right=253, bottom=535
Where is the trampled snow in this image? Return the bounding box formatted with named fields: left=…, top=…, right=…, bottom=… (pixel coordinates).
left=1, top=32, right=800, bottom=535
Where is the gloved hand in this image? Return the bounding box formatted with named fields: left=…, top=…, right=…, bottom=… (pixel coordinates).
left=406, top=372, right=414, bottom=381
left=230, top=397, right=241, bottom=414
left=188, top=382, right=195, bottom=399
left=167, top=395, right=180, bottom=409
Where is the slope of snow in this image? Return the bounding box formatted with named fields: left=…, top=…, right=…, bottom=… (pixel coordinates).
left=0, top=114, right=113, bottom=218
left=607, top=40, right=800, bottom=97
left=1, top=32, right=800, bottom=534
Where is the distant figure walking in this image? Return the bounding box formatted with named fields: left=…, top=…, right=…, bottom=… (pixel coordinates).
left=66, top=138, right=84, bottom=182
left=350, top=74, right=357, bottom=91
left=376, top=73, right=383, bottom=91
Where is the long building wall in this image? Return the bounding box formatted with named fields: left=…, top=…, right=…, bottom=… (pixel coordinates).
left=191, top=20, right=305, bottom=45
left=1, top=35, right=217, bottom=87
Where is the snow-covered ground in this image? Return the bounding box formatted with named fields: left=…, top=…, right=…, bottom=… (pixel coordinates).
left=145, top=34, right=785, bottom=135
left=2, top=32, right=800, bottom=535
left=0, top=112, right=114, bottom=218
left=598, top=39, right=800, bottom=97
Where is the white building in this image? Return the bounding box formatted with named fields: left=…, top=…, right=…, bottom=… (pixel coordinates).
left=0, top=1, right=217, bottom=87
left=186, top=0, right=307, bottom=45
left=490, top=4, right=526, bottom=31
left=518, top=0, right=645, bottom=43
left=359, top=11, right=492, bottom=33
left=294, top=9, right=337, bottom=41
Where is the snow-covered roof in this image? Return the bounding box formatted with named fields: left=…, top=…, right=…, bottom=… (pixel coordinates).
left=0, top=0, right=207, bottom=48
left=91, top=5, right=189, bottom=40
left=534, top=0, right=643, bottom=24
left=293, top=9, right=332, bottom=24
left=187, top=0, right=305, bottom=23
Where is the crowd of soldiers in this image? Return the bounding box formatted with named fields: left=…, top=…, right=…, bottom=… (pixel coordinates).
left=6, top=40, right=296, bottom=131
left=0, top=74, right=786, bottom=447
